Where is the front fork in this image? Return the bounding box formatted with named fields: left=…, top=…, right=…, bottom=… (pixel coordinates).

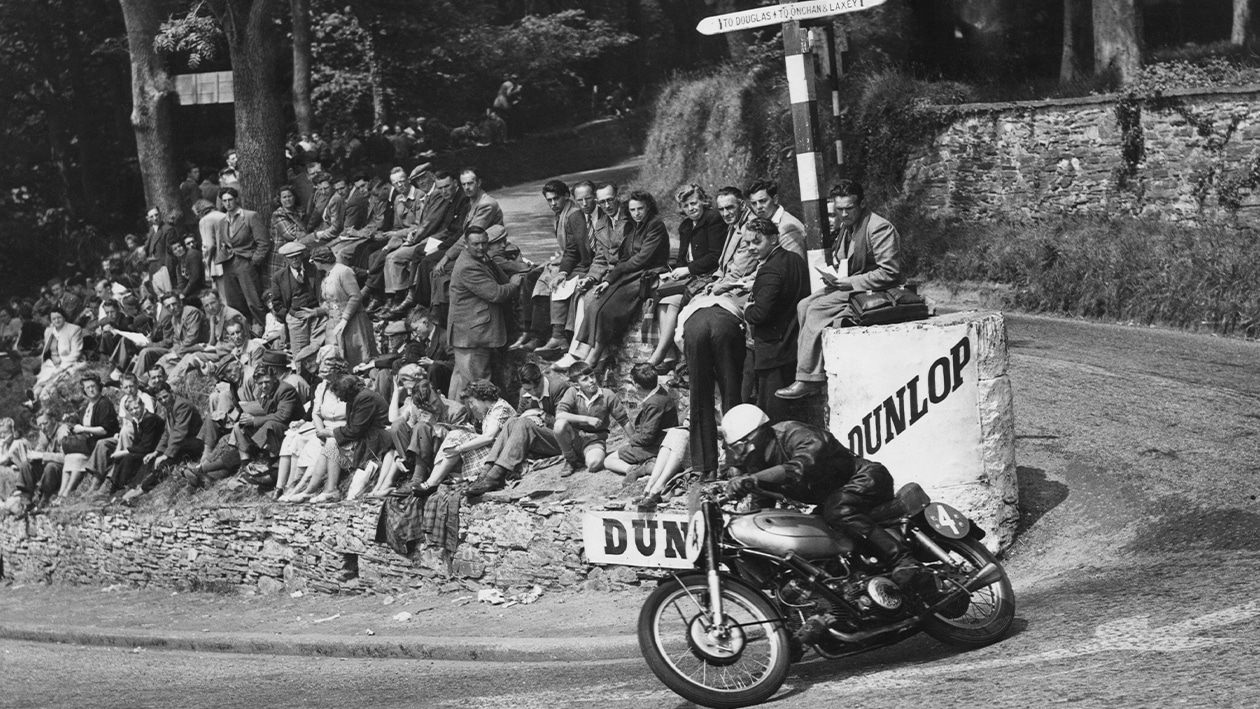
left=705, top=501, right=726, bottom=625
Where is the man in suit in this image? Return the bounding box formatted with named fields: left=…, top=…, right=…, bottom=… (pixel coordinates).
left=743, top=218, right=810, bottom=422
left=748, top=179, right=807, bottom=258
left=525, top=179, right=591, bottom=358
left=312, top=175, right=348, bottom=242
left=344, top=171, right=371, bottom=231
left=446, top=226, right=523, bottom=399
left=776, top=179, right=904, bottom=400
left=130, top=292, right=208, bottom=376
left=269, top=241, right=323, bottom=357
left=215, top=186, right=271, bottom=329
left=232, top=350, right=304, bottom=463
left=375, top=168, right=455, bottom=314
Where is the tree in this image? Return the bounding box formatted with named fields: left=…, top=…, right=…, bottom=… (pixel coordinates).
left=1233, top=0, right=1251, bottom=45
left=118, top=0, right=181, bottom=220
left=204, top=0, right=286, bottom=220
left=291, top=0, right=314, bottom=135
left=1093, top=0, right=1142, bottom=84
left=1061, top=0, right=1080, bottom=83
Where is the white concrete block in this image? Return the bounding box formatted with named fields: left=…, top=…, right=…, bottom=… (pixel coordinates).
left=822, top=310, right=1018, bottom=550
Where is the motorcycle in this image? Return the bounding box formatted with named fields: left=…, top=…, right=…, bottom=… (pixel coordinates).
left=636, top=481, right=1016, bottom=708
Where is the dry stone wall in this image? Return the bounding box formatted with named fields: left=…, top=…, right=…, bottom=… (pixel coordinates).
left=0, top=497, right=648, bottom=595
left=903, top=85, right=1260, bottom=226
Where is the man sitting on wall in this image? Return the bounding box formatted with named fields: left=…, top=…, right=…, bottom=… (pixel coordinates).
left=776, top=179, right=903, bottom=400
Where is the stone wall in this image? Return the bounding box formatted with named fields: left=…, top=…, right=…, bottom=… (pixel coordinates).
left=903, top=84, right=1260, bottom=226
left=0, top=496, right=648, bottom=596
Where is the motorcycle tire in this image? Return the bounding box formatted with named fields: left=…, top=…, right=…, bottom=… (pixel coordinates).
left=638, top=574, right=791, bottom=709
left=923, top=536, right=1016, bottom=648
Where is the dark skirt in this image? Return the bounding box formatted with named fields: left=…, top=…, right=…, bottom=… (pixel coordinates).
left=592, top=272, right=647, bottom=345
left=375, top=482, right=461, bottom=556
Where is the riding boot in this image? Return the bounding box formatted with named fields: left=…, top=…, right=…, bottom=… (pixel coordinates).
left=866, top=526, right=919, bottom=590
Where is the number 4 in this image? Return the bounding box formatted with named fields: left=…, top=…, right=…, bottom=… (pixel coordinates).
left=935, top=505, right=962, bottom=535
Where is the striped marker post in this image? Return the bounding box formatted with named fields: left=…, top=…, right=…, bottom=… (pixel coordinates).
left=782, top=16, right=830, bottom=252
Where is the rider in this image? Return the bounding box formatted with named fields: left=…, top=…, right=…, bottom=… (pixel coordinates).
left=720, top=404, right=919, bottom=588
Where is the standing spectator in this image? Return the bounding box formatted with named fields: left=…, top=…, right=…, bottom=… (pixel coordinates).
left=446, top=227, right=523, bottom=399
left=199, top=168, right=220, bottom=204
left=195, top=199, right=225, bottom=285
left=743, top=218, right=810, bottom=422
left=179, top=164, right=201, bottom=232
left=309, top=246, right=376, bottom=366
left=215, top=186, right=271, bottom=329
left=269, top=185, right=308, bottom=280
left=269, top=242, right=324, bottom=359
left=145, top=207, right=178, bottom=295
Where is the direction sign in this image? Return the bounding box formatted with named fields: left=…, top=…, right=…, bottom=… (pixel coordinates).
left=696, top=0, right=887, bottom=35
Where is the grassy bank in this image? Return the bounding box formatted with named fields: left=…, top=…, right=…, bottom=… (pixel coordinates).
left=894, top=204, right=1260, bottom=338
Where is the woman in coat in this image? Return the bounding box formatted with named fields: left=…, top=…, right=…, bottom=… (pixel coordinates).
left=269, top=185, right=307, bottom=280
left=32, top=308, right=85, bottom=400
left=309, top=245, right=377, bottom=367
left=580, top=190, right=670, bottom=368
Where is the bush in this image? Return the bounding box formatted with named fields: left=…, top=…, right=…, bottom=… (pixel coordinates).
left=891, top=203, right=1260, bottom=337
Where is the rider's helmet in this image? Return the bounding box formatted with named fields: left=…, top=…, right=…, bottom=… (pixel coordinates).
left=720, top=404, right=770, bottom=445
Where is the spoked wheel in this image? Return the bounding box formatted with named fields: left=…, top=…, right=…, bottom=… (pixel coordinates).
left=638, top=574, right=791, bottom=709
left=923, top=536, right=1016, bottom=648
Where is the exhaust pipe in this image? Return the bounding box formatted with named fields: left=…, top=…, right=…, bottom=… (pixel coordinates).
left=963, top=563, right=1001, bottom=593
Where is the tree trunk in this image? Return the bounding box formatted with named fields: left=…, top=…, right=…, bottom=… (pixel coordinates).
left=1093, top=0, right=1142, bottom=84
left=290, top=0, right=314, bottom=136
left=1233, top=0, right=1251, bottom=45
left=368, top=34, right=388, bottom=126
left=1060, top=0, right=1078, bottom=83
left=212, top=0, right=286, bottom=222
left=117, top=0, right=182, bottom=220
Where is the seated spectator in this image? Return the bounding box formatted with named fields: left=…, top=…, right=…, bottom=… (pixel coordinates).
left=80, top=373, right=153, bottom=495
left=12, top=412, right=68, bottom=516
left=367, top=362, right=469, bottom=499
left=566, top=190, right=669, bottom=369
left=130, top=292, right=208, bottom=377
left=554, top=361, right=630, bottom=475
left=277, top=354, right=349, bottom=501
left=55, top=372, right=120, bottom=499
left=411, top=379, right=514, bottom=495
left=171, top=239, right=205, bottom=300
left=0, top=418, right=25, bottom=509
left=310, top=373, right=390, bottom=503
left=124, top=382, right=205, bottom=500
left=353, top=306, right=449, bottom=402
left=30, top=307, right=85, bottom=402
left=604, top=363, right=679, bottom=480
left=104, top=395, right=165, bottom=496
left=630, top=426, right=691, bottom=510
left=270, top=185, right=308, bottom=280
left=463, top=363, right=570, bottom=497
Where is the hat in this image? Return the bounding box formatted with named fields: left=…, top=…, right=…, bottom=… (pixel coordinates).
left=486, top=224, right=508, bottom=243
left=259, top=349, right=289, bottom=369
left=277, top=242, right=306, bottom=257
left=384, top=320, right=408, bottom=335
left=408, top=163, right=433, bottom=182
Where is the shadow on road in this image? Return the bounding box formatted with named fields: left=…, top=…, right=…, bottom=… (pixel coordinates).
left=1015, top=466, right=1068, bottom=534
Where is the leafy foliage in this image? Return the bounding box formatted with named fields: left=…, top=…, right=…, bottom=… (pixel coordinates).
left=154, top=10, right=225, bottom=69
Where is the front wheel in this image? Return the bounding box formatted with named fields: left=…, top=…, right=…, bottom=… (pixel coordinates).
left=922, top=536, right=1016, bottom=648
left=638, top=574, right=791, bottom=709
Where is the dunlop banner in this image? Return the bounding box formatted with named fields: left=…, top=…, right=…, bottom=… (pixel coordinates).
left=582, top=511, right=693, bottom=569
left=825, top=319, right=983, bottom=491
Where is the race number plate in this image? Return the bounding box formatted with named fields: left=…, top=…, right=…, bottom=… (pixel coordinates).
left=924, top=502, right=970, bottom=539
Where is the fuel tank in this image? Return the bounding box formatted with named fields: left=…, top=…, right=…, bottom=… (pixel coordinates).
left=727, top=511, right=843, bottom=559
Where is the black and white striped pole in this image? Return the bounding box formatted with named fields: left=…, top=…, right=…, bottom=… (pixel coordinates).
left=782, top=18, right=829, bottom=253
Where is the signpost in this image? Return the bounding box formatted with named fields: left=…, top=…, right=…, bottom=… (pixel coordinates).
left=696, top=0, right=887, bottom=36
left=696, top=0, right=884, bottom=254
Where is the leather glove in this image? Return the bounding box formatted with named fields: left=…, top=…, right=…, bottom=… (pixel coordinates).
left=725, top=475, right=757, bottom=497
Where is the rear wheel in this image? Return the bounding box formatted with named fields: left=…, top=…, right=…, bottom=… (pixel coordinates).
left=638, top=575, right=791, bottom=709
left=922, top=536, right=1016, bottom=648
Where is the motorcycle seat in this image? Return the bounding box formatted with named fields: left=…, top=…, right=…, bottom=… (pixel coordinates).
left=870, top=482, right=932, bottom=523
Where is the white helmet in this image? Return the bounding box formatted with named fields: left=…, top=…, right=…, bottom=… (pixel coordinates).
left=721, top=404, right=769, bottom=445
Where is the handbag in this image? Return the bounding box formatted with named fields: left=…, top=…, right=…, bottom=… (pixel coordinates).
left=60, top=434, right=93, bottom=456
left=846, top=286, right=930, bottom=326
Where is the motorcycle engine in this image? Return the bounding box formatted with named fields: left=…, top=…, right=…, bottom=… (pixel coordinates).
left=840, top=574, right=905, bottom=616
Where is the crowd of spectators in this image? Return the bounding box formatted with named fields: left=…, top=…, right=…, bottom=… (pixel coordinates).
left=0, top=119, right=901, bottom=564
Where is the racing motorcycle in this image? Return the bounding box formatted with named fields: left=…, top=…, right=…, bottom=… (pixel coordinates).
left=637, top=481, right=1015, bottom=709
